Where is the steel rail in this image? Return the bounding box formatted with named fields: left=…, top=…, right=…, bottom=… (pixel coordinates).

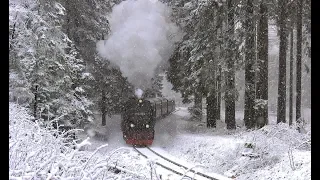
left=146, top=147, right=223, bottom=180
left=133, top=146, right=196, bottom=179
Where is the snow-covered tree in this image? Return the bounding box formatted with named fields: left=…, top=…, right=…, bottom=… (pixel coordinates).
left=295, top=0, right=303, bottom=124
left=144, top=74, right=164, bottom=98
left=62, top=0, right=133, bottom=125
left=276, top=0, right=288, bottom=123
left=224, top=0, right=237, bottom=129
left=244, top=0, right=256, bottom=129
left=9, top=0, right=93, bottom=128
left=167, top=1, right=221, bottom=121
left=255, top=0, right=269, bottom=128
left=167, top=0, right=247, bottom=127
left=87, top=54, right=133, bottom=125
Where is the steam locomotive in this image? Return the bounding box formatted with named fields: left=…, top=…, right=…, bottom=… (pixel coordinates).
left=121, top=96, right=175, bottom=146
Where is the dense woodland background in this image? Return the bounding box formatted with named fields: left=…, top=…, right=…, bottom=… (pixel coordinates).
left=9, top=0, right=311, bottom=130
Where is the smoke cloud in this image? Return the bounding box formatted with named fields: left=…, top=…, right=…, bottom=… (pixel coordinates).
left=97, top=0, right=181, bottom=90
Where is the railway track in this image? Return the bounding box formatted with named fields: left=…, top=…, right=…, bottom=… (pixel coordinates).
left=133, top=146, right=232, bottom=180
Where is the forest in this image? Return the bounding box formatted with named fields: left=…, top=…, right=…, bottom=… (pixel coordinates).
left=9, top=0, right=311, bottom=179
left=9, top=0, right=311, bottom=130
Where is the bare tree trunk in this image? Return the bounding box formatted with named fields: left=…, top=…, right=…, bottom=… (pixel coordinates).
left=33, top=85, right=38, bottom=120
left=255, top=0, right=269, bottom=128
left=244, top=0, right=256, bottom=129
left=101, top=89, right=106, bottom=126
left=207, top=8, right=219, bottom=128
left=194, top=91, right=203, bottom=120
left=207, top=93, right=216, bottom=127
left=277, top=0, right=288, bottom=123
left=216, top=6, right=223, bottom=123
left=296, top=0, right=303, bottom=122
left=207, top=64, right=217, bottom=128
left=206, top=66, right=216, bottom=127
left=289, top=28, right=294, bottom=126
left=32, top=42, right=40, bottom=121
left=216, top=65, right=222, bottom=121
left=225, top=0, right=236, bottom=129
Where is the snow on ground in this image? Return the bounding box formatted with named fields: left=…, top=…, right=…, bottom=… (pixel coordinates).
left=80, top=106, right=310, bottom=180
left=9, top=102, right=311, bottom=180
left=158, top=108, right=311, bottom=180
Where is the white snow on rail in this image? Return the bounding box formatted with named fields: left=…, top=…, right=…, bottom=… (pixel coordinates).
left=135, top=147, right=232, bottom=180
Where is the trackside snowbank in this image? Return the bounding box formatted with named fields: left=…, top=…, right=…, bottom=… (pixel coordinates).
left=164, top=122, right=311, bottom=180
left=9, top=102, right=151, bottom=180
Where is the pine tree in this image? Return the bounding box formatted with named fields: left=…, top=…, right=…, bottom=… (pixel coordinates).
left=166, top=0, right=219, bottom=119
left=216, top=65, right=222, bottom=122
left=296, top=0, right=303, bottom=123
left=206, top=7, right=221, bottom=128
left=285, top=0, right=298, bottom=126
left=63, top=0, right=133, bottom=125
left=225, top=0, right=236, bottom=129
left=277, top=0, right=288, bottom=123
left=244, top=0, right=256, bottom=129
left=255, top=0, right=269, bottom=128
left=144, top=74, right=164, bottom=98
left=288, top=28, right=294, bottom=126
left=9, top=0, right=94, bottom=127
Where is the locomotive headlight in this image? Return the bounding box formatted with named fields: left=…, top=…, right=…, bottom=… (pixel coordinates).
left=138, top=99, right=143, bottom=103
left=146, top=124, right=150, bottom=128
left=130, top=123, right=135, bottom=128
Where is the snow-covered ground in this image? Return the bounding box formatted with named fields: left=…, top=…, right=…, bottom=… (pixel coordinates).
left=9, top=102, right=311, bottom=180
left=163, top=108, right=311, bottom=180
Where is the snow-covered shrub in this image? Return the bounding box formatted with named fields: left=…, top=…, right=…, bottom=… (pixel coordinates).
left=226, top=123, right=311, bottom=179
left=9, top=102, right=149, bottom=180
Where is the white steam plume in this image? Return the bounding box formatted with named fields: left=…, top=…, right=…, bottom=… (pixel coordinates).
left=135, top=89, right=144, bottom=99
left=97, top=0, right=181, bottom=90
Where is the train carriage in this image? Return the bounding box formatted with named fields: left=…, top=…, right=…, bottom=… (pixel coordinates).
left=160, top=98, right=168, bottom=116
left=167, top=99, right=175, bottom=113
left=152, top=98, right=162, bottom=120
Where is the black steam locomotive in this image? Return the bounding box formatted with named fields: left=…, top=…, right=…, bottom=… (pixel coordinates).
left=121, top=97, right=175, bottom=146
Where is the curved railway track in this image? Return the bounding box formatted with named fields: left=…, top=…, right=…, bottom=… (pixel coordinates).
left=133, top=146, right=232, bottom=180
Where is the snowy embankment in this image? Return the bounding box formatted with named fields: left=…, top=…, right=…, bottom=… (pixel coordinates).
left=161, top=108, right=311, bottom=180
left=9, top=102, right=151, bottom=180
